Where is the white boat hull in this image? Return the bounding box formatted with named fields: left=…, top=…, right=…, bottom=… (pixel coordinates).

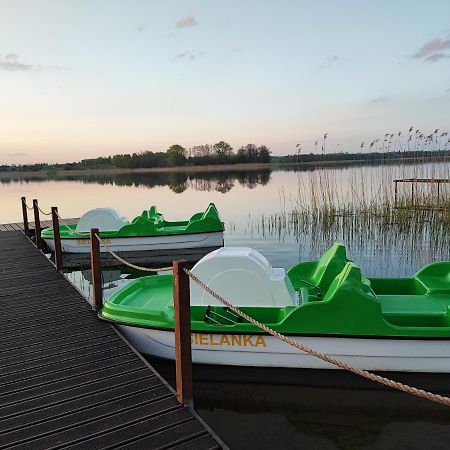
left=44, top=231, right=224, bottom=254
left=116, top=326, right=450, bottom=373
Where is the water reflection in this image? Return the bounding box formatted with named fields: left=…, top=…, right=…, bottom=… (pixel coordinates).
left=0, top=169, right=272, bottom=193
left=194, top=380, right=450, bottom=450
left=146, top=359, right=450, bottom=450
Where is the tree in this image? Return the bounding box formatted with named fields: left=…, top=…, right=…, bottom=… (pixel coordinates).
left=166, top=144, right=187, bottom=167
left=212, top=141, right=234, bottom=163
left=257, top=145, right=271, bottom=163
left=236, top=146, right=248, bottom=163
left=244, top=144, right=259, bottom=161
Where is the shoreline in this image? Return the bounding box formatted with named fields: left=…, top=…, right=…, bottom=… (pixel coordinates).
left=0, top=156, right=447, bottom=179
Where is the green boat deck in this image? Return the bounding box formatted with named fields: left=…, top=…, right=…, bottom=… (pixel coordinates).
left=101, top=243, right=450, bottom=338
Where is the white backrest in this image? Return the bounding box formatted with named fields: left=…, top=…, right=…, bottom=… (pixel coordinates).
left=190, top=247, right=297, bottom=307
left=75, top=208, right=129, bottom=232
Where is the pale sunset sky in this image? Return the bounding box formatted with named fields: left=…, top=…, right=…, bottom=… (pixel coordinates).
left=0, top=0, right=449, bottom=164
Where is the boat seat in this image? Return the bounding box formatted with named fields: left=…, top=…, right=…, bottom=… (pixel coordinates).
left=132, top=206, right=164, bottom=226
left=415, top=262, right=450, bottom=294
left=322, top=262, right=374, bottom=303
left=292, top=243, right=350, bottom=299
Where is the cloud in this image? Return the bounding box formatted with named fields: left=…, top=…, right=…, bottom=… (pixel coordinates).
left=413, top=37, right=450, bottom=62
left=176, top=16, right=197, bottom=28
left=7, top=152, right=28, bottom=157
left=319, top=55, right=338, bottom=70
left=370, top=96, right=391, bottom=103
left=424, top=52, right=450, bottom=62
left=446, top=88, right=450, bottom=93
left=0, top=53, right=65, bottom=71
left=0, top=53, right=39, bottom=71
left=133, top=24, right=145, bottom=32
left=174, top=51, right=203, bottom=60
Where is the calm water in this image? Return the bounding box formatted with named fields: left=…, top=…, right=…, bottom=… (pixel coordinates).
left=1, top=162, right=450, bottom=449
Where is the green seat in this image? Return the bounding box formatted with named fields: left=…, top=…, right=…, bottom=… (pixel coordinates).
left=415, top=262, right=450, bottom=294
left=312, top=243, right=349, bottom=292
left=288, top=243, right=351, bottom=301
left=323, top=262, right=374, bottom=302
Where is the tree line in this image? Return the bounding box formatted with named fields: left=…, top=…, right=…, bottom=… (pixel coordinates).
left=80, top=142, right=271, bottom=170
left=273, top=149, right=450, bottom=164
left=0, top=141, right=272, bottom=172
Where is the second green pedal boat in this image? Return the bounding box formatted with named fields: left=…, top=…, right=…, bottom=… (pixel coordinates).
left=42, top=203, right=224, bottom=253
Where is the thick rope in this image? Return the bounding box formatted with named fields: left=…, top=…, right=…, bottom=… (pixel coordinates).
left=38, top=206, right=52, bottom=216
left=185, top=268, right=450, bottom=407
left=94, top=233, right=172, bottom=272
left=54, top=211, right=90, bottom=236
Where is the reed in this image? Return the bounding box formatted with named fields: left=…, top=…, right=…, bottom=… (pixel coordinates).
left=246, top=149, right=450, bottom=275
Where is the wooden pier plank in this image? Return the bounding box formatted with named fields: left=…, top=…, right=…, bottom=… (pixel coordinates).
left=0, top=218, right=79, bottom=233
left=0, top=231, right=223, bottom=449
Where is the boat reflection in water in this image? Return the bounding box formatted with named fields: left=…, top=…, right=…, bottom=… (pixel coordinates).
left=151, top=359, right=450, bottom=450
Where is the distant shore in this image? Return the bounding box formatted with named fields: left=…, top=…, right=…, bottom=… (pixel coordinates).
left=0, top=155, right=447, bottom=179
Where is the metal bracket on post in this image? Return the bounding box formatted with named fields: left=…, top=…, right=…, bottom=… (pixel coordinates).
left=21, top=197, right=29, bottom=236
left=90, top=228, right=103, bottom=311
left=52, top=207, right=63, bottom=270
left=33, top=199, right=42, bottom=249
left=173, top=260, right=193, bottom=407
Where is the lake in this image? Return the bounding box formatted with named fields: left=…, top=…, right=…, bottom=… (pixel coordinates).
left=1, top=160, right=450, bottom=449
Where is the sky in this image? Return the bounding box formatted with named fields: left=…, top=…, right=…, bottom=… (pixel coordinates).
left=0, top=0, right=449, bottom=164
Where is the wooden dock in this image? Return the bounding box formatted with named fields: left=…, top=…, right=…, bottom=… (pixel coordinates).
left=0, top=231, right=223, bottom=449
left=0, top=218, right=78, bottom=233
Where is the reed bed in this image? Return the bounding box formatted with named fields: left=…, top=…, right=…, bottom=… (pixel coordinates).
left=244, top=158, right=450, bottom=276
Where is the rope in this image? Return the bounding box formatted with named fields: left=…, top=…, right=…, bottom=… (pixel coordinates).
left=94, top=233, right=172, bottom=272
left=184, top=268, right=450, bottom=407
left=54, top=211, right=90, bottom=236
left=38, top=206, right=52, bottom=216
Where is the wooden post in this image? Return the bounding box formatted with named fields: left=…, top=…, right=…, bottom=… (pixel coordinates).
left=90, top=228, right=103, bottom=311
left=51, top=207, right=62, bottom=270
left=21, top=197, right=29, bottom=236
left=173, top=260, right=193, bottom=406
left=33, top=199, right=42, bottom=249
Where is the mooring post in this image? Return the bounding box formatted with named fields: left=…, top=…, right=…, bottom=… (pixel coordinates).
left=90, top=228, right=103, bottom=311
left=173, top=260, right=193, bottom=406
left=32, top=199, right=42, bottom=249
left=51, top=207, right=63, bottom=270
left=21, top=197, right=29, bottom=236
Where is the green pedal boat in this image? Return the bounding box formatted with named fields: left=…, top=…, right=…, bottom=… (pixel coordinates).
left=100, top=243, right=450, bottom=372
left=42, top=203, right=224, bottom=254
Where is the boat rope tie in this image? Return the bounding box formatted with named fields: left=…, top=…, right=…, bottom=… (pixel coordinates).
left=25, top=202, right=34, bottom=211
left=94, top=234, right=172, bottom=272
left=184, top=267, right=450, bottom=408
